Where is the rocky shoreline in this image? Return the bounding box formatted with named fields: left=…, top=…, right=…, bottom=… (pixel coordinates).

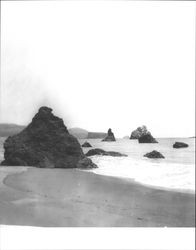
left=0, top=107, right=190, bottom=166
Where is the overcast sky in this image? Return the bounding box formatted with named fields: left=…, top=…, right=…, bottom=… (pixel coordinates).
left=1, top=1, right=195, bottom=137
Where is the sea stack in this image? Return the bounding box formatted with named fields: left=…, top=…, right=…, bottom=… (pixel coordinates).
left=102, top=128, right=116, bottom=141
left=82, top=141, right=92, bottom=148
left=1, top=106, right=96, bottom=169
left=130, top=126, right=148, bottom=139
left=130, top=125, right=157, bottom=143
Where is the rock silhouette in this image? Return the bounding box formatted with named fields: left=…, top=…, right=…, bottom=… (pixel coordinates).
left=130, top=126, right=148, bottom=139
left=1, top=106, right=96, bottom=169
left=86, top=148, right=127, bottom=157
left=138, top=134, right=158, bottom=143
left=76, top=157, right=97, bottom=169
left=102, top=128, right=116, bottom=141
left=82, top=141, right=92, bottom=147
left=173, top=142, right=189, bottom=148
left=130, top=126, right=157, bottom=143
left=144, top=150, right=165, bottom=159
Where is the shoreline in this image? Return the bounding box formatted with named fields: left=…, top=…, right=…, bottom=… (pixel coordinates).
left=83, top=169, right=195, bottom=195
left=2, top=165, right=195, bottom=195
left=0, top=166, right=195, bottom=227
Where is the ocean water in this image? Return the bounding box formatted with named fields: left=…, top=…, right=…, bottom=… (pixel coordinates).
left=0, top=137, right=195, bottom=192
left=79, top=138, right=195, bottom=192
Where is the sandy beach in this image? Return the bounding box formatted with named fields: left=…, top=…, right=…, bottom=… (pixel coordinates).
left=0, top=167, right=195, bottom=227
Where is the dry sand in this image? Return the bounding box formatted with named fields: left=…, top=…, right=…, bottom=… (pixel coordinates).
left=0, top=167, right=195, bottom=227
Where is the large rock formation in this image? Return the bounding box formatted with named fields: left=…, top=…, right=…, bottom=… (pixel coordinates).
left=1, top=106, right=96, bottom=169
left=138, top=134, right=158, bottom=143
left=82, top=141, right=92, bottom=148
left=130, top=126, right=148, bottom=139
left=130, top=126, right=157, bottom=143
left=173, top=142, right=189, bottom=148
left=86, top=148, right=127, bottom=157
left=102, top=128, right=116, bottom=141
left=144, top=150, right=165, bottom=159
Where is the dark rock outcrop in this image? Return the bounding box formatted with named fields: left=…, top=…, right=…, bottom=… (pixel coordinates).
left=102, top=128, right=116, bottom=142
left=173, top=142, right=189, bottom=148
left=86, top=148, right=127, bottom=157
left=130, top=125, right=157, bottom=143
left=144, top=150, right=165, bottom=159
left=77, top=157, right=97, bottom=169
left=82, top=141, right=92, bottom=148
left=130, top=126, right=148, bottom=139
left=1, top=106, right=96, bottom=169
left=138, top=134, right=158, bottom=143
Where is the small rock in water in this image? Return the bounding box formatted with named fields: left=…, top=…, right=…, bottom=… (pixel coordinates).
left=86, top=148, right=127, bottom=157
left=173, top=142, right=189, bottom=148
left=102, top=128, right=116, bottom=141
left=82, top=141, right=92, bottom=147
left=144, top=150, right=165, bottom=159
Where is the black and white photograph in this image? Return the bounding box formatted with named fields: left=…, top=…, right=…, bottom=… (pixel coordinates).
left=0, top=0, right=195, bottom=249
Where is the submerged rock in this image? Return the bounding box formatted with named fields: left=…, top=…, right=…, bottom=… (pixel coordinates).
left=130, top=125, right=157, bottom=143
left=138, top=134, right=158, bottom=143
left=102, top=128, right=116, bottom=141
left=82, top=141, right=92, bottom=148
left=173, top=142, right=189, bottom=148
left=1, top=106, right=95, bottom=169
left=144, top=150, right=165, bottom=159
left=86, top=148, right=127, bottom=157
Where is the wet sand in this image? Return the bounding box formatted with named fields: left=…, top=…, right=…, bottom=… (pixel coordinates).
left=0, top=167, right=195, bottom=227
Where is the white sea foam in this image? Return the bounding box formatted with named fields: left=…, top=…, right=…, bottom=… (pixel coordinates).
left=80, top=137, right=195, bottom=192
left=90, top=156, right=195, bottom=192
left=0, top=136, right=195, bottom=192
